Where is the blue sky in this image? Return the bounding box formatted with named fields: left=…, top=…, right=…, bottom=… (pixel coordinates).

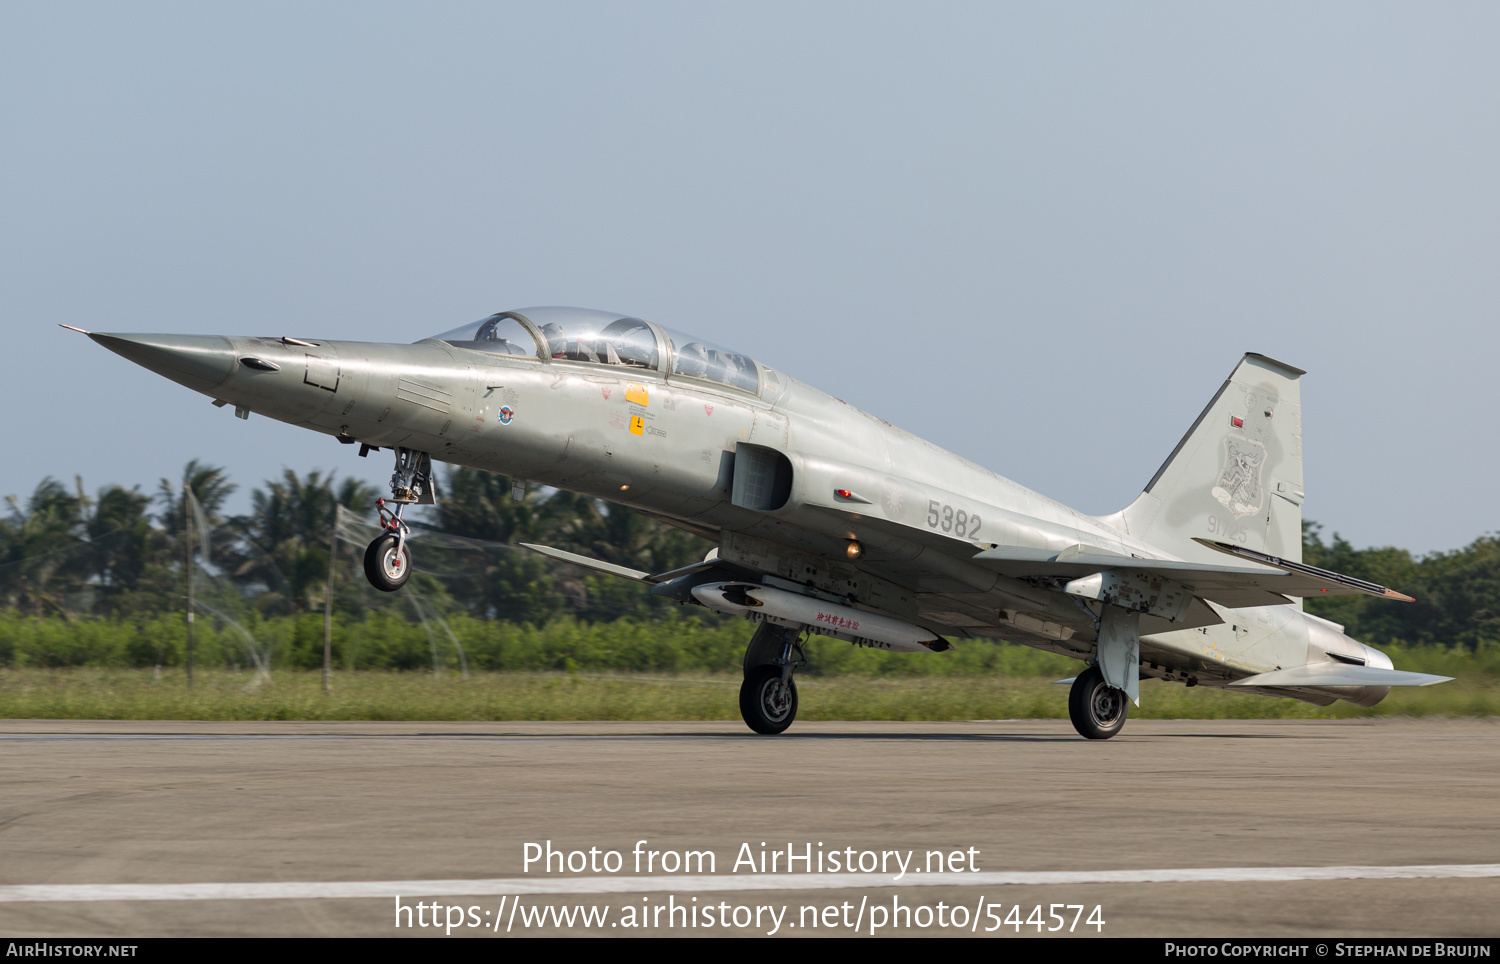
left=3, top=3, right=1496, bottom=554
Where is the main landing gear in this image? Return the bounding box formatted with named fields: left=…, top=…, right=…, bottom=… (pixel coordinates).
left=739, top=623, right=806, bottom=734
left=362, top=448, right=434, bottom=593
left=1068, top=664, right=1129, bottom=740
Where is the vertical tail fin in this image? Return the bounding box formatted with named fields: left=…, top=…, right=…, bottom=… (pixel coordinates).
left=1108, top=353, right=1305, bottom=566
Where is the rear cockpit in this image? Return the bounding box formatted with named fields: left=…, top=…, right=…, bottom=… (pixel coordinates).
left=428, top=306, right=764, bottom=395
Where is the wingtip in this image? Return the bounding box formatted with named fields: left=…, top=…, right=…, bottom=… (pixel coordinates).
left=1384, top=589, right=1416, bottom=603
left=58, top=324, right=91, bottom=335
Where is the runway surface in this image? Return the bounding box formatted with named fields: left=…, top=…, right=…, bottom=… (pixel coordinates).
left=1, top=717, right=1498, bottom=937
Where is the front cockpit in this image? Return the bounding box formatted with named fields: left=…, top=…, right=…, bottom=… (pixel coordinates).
left=428, top=306, right=764, bottom=395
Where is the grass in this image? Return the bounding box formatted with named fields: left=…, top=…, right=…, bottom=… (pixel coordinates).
left=0, top=668, right=1496, bottom=722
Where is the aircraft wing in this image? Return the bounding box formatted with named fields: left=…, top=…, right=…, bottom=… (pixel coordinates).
left=810, top=503, right=1347, bottom=611
left=969, top=542, right=1414, bottom=608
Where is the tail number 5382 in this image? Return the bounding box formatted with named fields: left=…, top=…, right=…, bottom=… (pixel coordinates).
left=928, top=500, right=982, bottom=538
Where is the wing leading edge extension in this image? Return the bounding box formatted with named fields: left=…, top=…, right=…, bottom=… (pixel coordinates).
left=518, top=543, right=720, bottom=585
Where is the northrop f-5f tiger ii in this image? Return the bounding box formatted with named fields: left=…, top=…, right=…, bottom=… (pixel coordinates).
left=74, top=305, right=1450, bottom=738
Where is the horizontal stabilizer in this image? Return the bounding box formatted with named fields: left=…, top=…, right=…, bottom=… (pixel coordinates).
left=1229, top=665, right=1452, bottom=688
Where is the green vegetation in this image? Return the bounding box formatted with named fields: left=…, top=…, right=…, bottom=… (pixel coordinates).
left=1303, top=522, right=1500, bottom=650
left=0, top=464, right=714, bottom=624
left=0, top=618, right=1497, bottom=722
left=1, top=668, right=1495, bottom=722
left=0, top=609, right=1077, bottom=676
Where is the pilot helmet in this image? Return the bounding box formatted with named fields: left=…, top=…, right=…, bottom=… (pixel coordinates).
left=539, top=322, right=567, bottom=358
left=677, top=342, right=710, bottom=377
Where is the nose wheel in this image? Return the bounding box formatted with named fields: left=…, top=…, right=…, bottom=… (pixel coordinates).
left=362, top=448, right=433, bottom=592
left=364, top=496, right=414, bottom=592
left=364, top=531, right=412, bottom=592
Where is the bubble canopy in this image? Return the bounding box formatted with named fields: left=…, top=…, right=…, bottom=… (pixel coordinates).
left=658, top=325, right=759, bottom=394
left=427, top=306, right=762, bottom=394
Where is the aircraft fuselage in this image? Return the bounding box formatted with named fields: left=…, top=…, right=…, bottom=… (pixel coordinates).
left=86, top=312, right=1428, bottom=729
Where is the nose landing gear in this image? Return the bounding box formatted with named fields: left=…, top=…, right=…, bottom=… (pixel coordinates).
left=364, top=501, right=412, bottom=592
left=362, top=448, right=434, bottom=593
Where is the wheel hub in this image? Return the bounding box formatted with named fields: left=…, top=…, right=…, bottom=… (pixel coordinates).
left=760, top=679, right=792, bottom=722
left=1090, top=684, right=1122, bottom=726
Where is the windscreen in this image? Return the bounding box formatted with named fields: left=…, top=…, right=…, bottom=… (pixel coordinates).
left=429, top=308, right=759, bottom=390
left=428, top=314, right=543, bottom=359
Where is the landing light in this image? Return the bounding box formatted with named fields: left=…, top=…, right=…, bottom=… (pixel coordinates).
left=846, top=540, right=862, bottom=560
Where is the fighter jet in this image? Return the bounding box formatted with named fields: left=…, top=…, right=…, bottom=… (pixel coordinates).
left=73, top=306, right=1450, bottom=738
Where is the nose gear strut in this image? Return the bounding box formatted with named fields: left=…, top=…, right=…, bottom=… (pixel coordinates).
left=362, top=448, right=434, bottom=592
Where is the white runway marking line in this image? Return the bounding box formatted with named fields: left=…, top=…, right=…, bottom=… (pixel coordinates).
left=4, top=864, right=1500, bottom=903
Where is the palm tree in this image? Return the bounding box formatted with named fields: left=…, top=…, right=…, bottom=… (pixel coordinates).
left=227, top=469, right=377, bottom=612
left=433, top=467, right=545, bottom=544
left=428, top=466, right=711, bottom=622
left=0, top=478, right=88, bottom=615
left=156, top=461, right=236, bottom=561
left=86, top=485, right=159, bottom=612
left=426, top=467, right=563, bottom=621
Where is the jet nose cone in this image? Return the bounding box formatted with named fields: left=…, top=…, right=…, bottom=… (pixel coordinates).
left=89, top=332, right=237, bottom=394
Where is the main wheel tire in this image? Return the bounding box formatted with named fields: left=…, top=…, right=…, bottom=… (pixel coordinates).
left=363, top=533, right=412, bottom=592
left=739, top=664, right=798, bottom=735
left=1068, top=665, right=1128, bottom=740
